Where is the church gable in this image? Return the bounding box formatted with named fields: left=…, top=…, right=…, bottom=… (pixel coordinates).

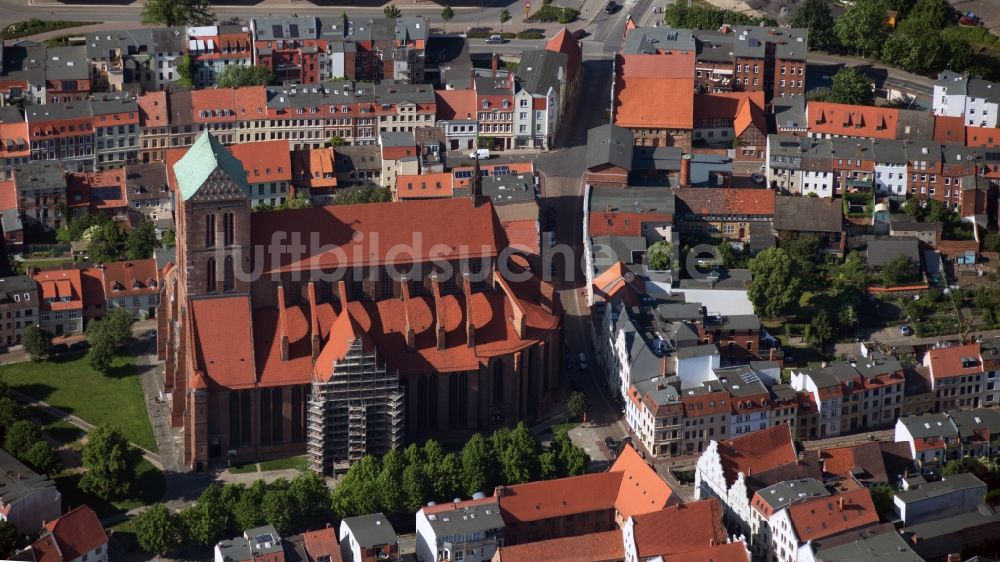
left=186, top=167, right=251, bottom=203
left=174, top=131, right=251, bottom=202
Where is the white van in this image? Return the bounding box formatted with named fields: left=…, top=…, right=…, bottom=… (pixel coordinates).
left=469, top=148, right=491, bottom=160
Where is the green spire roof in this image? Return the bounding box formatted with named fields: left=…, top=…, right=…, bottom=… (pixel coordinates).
left=173, top=131, right=250, bottom=201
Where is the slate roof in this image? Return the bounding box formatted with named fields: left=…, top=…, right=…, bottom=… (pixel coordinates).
left=754, top=478, right=829, bottom=512
left=586, top=123, right=635, bottom=171
left=815, top=529, right=925, bottom=562
left=422, top=498, right=504, bottom=537
left=773, top=196, right=842, bottom=233
left=899, top=413, right=959, bottom=440
left=895, top=472, right=985, bottom=503
left=866, top=238, right=920, bottom=269
left=341, top=514, right=397, bottom=548
left=516, top=49, right=567, bottom=96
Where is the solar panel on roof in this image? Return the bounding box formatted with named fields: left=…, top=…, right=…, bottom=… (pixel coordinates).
left=289, top=24, right=299, bottom=37
left=272, top=25, right=283, bottom=38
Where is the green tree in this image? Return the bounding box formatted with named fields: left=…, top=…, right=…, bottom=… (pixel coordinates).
left=879, top=255, right=918, bottom=285
left=331, top=185, right=392, bottom=205
left=906, top=0, right=952, bottom=29
left=288, top=472, right=331, bottom=531
left=79, top=424, right=142, bottom=500
left=437, top=453, right=462, bottom=501
left=218, top=65, right=272, bottom=88
left=126, top=220, right=158, bottom=260
left=402, top=463, right=430, bottom=513
left=539, top=451, right=558, bottom=479
left=441, top=5, right=455, bottom=31
left=460, top=433, right=493, bottom=496
left=21, top=441, right=61, bottom=475
left=282, top=191, right=313, bottom=210
left=141, top=0, right=215, bottom=26
left=87, top=308, right=134, bottom=373
left=183, top=485, right=230, bottom=547
left=375, top=449, right=405, bottom=515
left=646, top=240, right=673, bottom=271
left=261, top=482, right=293, bottom=535
left=133, top=504, right=182, bottom=555
left=748, top=247, right=802, bottom=318
left=552, top=430, right=588, bottom=476
left=330, top=455, right=381, bottom=518
left=499, top=9, right=511, bottom=32
left=790, top=0, right=839, bottom=51
left=176, top=53, right=195, bottom=90
left=384, top=4, right=402, bottom=18
left=869, top=483, right=895, bottom=513
left=0, top=397, right=25, bottom=441
left=810, top=309, right=836, bottom=347
left=3, top=420, right=41, bottom=458
left=565, top=391, right=587, bottom=420
left=329, top=135, right=346, bottom=147
left=828, top=67, right=875, bottom=106
left=835, top=0, right=890, bottom=57
left=0, top=521, right=17, bottom=559
left=984, top=232, right=1000, bottom=252
left=22, top=325, right=51, bottom=361
left=942, top=458, right=968, bottom=476
left=499, top=422, right=540, bottom=484
left=233, top=481, right=266, bottom=531
left=87, top=342, right=114, bottom=374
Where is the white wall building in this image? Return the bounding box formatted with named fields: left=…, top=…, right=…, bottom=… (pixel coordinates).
left=415, top=498, right=504, bottom=562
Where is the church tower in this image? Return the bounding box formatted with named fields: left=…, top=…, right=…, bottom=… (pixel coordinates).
left=172, top=132, right=253, bottom=298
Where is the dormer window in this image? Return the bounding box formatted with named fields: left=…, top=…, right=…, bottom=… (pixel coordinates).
left=482, top=100, right=489, bottom=108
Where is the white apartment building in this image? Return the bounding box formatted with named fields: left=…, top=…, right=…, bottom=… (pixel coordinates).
left=415, top=498, right=504, bottom=562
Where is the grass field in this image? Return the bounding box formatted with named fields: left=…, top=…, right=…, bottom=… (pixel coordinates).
left=229, top=455, right=309, bottom=474
left=0, top=354, right=156, bottom=452
left=26, top=405, right=86, bottom=446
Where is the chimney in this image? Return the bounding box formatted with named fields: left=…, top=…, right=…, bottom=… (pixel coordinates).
left=680, top=154, right=692, bottom=186
left=491, top=53, right=498, bottom=78
left=838, top=497, right=844, bottom=511
left=338, top=280, right=349, bottom=308
left=463, top=272, right=475, bottom=347
left=432, top=274, right=446, bottom=351
left=277, top=285, right=289, bottom=361
left=401, top=276, right=415, bottom=352
left=308, top=282, right=320, bottom=359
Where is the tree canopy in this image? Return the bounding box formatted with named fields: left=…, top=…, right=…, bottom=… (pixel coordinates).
left=646, top=241, right=673, bottom=271
left=790, top=0, right=839, bottom=51
left=828, top=67, right=875, bottom=106
left=23, top=326, right=51, bottom=362
left=835, top=0, right=890, bottom=58
left=80, top=424, right=143, bottom=500
left=133, top=504, right=183, bottom=555
left=218, top=65, right=272, bottom=88
left=384, top=4, right=402, bottom=18
left=748, top=247, right=802, bottom=318
left=141, top=0, right=215, bottom=26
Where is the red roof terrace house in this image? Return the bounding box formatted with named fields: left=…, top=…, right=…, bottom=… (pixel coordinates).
left=159, top=133, right=562, bottom=473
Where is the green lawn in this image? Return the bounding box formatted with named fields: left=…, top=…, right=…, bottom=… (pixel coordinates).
left=550, top=421, right=580, bottom=435
left=230, top=455, right=309, bottom=474
left=22, top=257, right=74, bottom=269
left=258, top=455, right=308, bottom=472
left=0, top=354, right=156, bottom=452
left=2, top=19, right=94, bottom=40
left=26, top=405, right=85, bottom=446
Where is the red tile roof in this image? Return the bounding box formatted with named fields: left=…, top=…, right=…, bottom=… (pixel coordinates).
left=230, top=140, right=292, bottom=183
left=819, top=441, right=888, bottom=484
left=610, top=445, right=673, bottom=516
left=498, top=445, right=671, bottom=524
left=137, top=91, right=168, bottom=128
left=97, top=259, right=160, bottom=298
left=718, top=425, right=797, bottom=484
left=966, top=125, right=1000, bottom=147
left=37, top=506, right=107, bottom=562
left=66, top=170, right=127, bottom=211
left=494, top=530, right=624, bottom=562
left=592, top=261, right=644, bottom=305
left=395, top=172, right=455, bottom=199
left=734, top=96, right=767, bottom=138
left=807, top=102, right=899, bottom=139
left=614, top=76, right=695, bottom=130
left=927, top=343, right=983, bottom=379
left=619, top=52, right=696, bottom=79
left=250, top=199, right=502, bottom=274
left=933, top=115, right=966, bottom=144
left=301, top=527, right=343, bottom=562
left=501, top=219, right=540, bottom=255
left=34, top=269, right=83, bottom=311
left=694, top=91, right=765, bottom=122
left=682, top=388, right=731, bottom=417
left=786, top=488, right=878, bottom=543
left=191, top=296, right=256, bottom=389
left=631, top=499, right=726, bottom=558
left=661, top=541, right=749, bottom=562
left=674, top=187, right=775, bottom=217
left=291, top=148, right=338, bottom=189
left=0, top=179, right=17, bottom=211
left=545, top=28, right=582, bottom=83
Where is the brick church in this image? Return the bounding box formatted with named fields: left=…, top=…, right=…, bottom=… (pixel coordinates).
left=157, top=132, right=563, bottom=473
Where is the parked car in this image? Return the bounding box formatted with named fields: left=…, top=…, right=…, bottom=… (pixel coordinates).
left=604, top=1, right=619, bottom=13
left=486, top=34, right=504, bottom=44
left=50, top=343, right=69, bottom=354
left=899, top=325, right=914, bottom=336
left=469, top=148, right=491, bottom=160
left=69, top=340, right=90, bottom=351
left=751, top=173, right=765, bottom=184
left=605, top=436, right=621, bottom=454
left=572, top=29, right=589, bottom=39
left=578, top=352, right=589, bottom=371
